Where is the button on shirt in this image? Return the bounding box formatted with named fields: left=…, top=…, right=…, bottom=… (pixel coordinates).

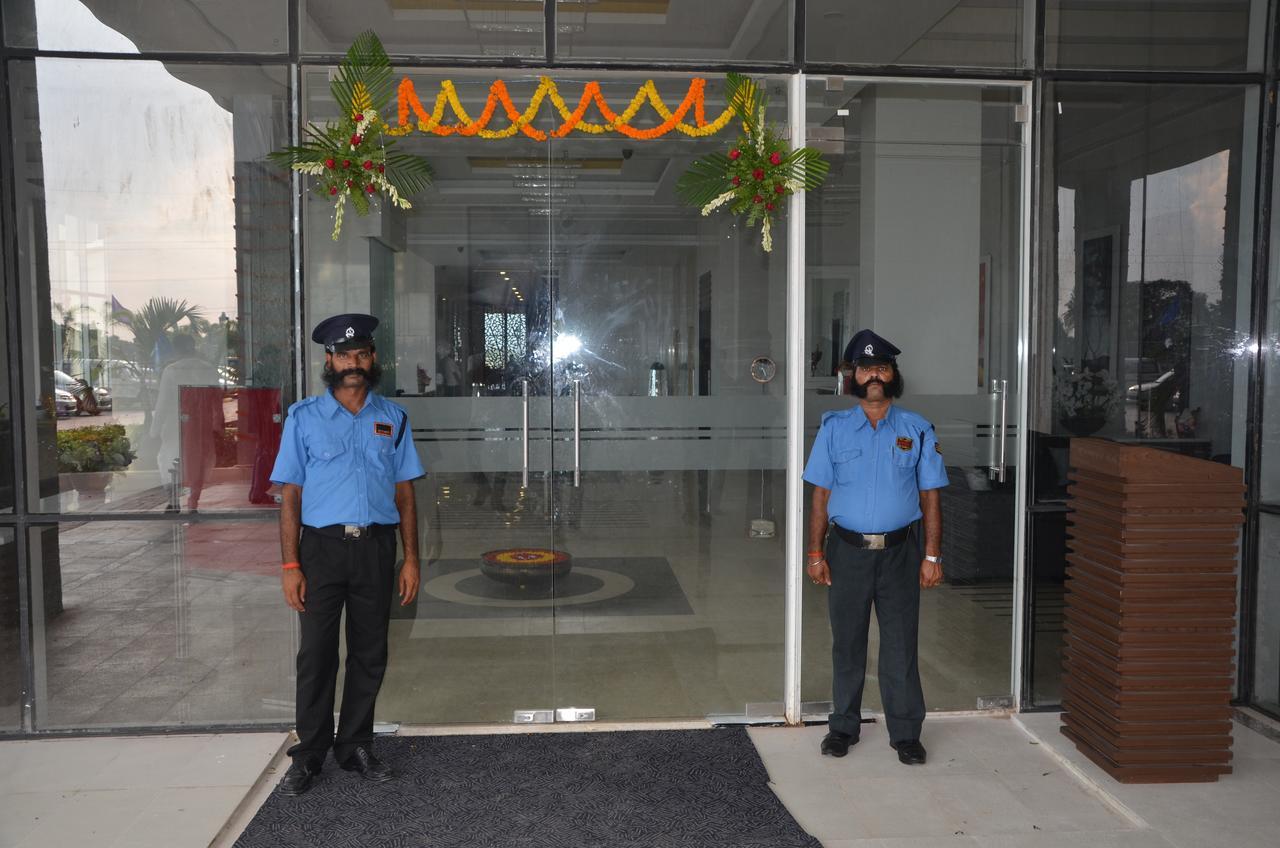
left=270, top=391, right=425, bottom=527
left=803, top=405, right=949, bottom=534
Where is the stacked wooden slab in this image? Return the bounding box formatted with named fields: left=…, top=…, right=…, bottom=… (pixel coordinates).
left=1061, top=438, right=1244, bottom=783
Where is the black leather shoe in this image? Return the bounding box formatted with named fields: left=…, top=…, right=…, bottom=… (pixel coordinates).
left=891, top=738, right=927, bottom=765
left=820, top=731, right=857, bottom=757
left=339, top=746, right=393, bottom=782
left=276, top=758, right=321, bottom=797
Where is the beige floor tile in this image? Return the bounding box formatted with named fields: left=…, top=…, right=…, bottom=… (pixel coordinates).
left=14, top=789, right=150, bottom=848
left=110, top=786, right=250, bottom=848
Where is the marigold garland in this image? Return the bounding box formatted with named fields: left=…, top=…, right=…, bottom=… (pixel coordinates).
left=388, top=76, right=736, bottom=140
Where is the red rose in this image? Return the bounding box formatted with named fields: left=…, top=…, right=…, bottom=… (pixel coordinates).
left=769, top=151, right=783, bottom=165
left=346, top=180, right=354, bottom=188
left=350, top=134, right=362, bottom=146
left=325, top=158, right=336, bottom=169
left=732, top=175, right=741, bottom=186
left=354, top=113, right=364, bottom=122
left=753, top=194, right=764, bottom=204
left=774, top=184, right=785, bottom=194
left=329, top=186, right=338, bottom=195
left=342, top=159, right=351, bottom=168
left=377, top=164, right=385, bottom=173
left=363, top=160, right=373, bottom=170
left=366, top=184, right=376, bottom=194
left=752, top=168, right=764, bottom=181
left=729, top=149, right=741, bottom=160
left=766, top=202, right=775, bottom=211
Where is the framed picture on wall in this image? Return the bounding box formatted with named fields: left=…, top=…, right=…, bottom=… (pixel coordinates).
left=1077, top=228, right=1121, bottom=372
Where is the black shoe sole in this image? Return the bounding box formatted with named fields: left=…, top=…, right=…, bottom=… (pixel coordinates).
left=821, top=737, right=858, bottom=757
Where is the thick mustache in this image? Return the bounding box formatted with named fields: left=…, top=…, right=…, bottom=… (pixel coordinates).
left=338, top=368, right=370, bottom=380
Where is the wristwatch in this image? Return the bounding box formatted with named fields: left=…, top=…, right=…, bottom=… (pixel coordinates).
left=924, top=555, right=942, bottom=564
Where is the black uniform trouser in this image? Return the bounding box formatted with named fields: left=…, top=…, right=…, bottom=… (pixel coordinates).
left=825, top=527, right=926, bottom=744
left=288, top=526, right=397, bottom=765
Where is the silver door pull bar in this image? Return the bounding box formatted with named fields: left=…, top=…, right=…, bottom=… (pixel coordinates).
left=521, top=378, right=530, bottom=488
left=573, top=379, right=581, bottom=488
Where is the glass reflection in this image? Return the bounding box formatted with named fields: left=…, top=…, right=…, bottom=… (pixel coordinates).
left=9, top=59, right=292, bottom=514
left=3, top=0, right=288, bottom=54
left=1045, top=0, right=1263, bottom=72
left=806, top=0, right=1027, bottom=69
left=555, top=0, right=790, bottom=62
left=1040, top=84, right=1255, bottom=460
left=0, top=531, right=19, bottom=729
left=31, top=521, right=294, bottom=728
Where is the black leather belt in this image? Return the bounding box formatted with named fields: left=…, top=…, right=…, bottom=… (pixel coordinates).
left=830, top=523, right=910, bottom=550
left=305, top=523, right=397, bottom=541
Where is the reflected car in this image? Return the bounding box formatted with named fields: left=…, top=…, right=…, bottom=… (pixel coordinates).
left=52, top=388, right=76, bottom=416
left=53, top=369, right=112, bottom=414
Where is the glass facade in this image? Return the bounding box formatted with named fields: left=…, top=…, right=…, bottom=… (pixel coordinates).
left=0, top=0, right=1277, bottom=732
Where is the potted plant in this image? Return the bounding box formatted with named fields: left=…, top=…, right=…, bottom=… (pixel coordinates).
left=1055, top=360, right=1121, bottom=437
left=56, top=424, right=136, bottom=495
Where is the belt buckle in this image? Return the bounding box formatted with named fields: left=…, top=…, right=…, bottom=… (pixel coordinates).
left=344, top=524, right=362, bottom=540
left=866, top=534, right=886, bottom=550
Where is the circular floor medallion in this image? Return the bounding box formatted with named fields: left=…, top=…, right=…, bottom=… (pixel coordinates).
left=480, top=547, right=572, bottom=586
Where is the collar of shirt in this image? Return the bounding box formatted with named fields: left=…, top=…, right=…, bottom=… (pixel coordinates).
left=848, top=403, right=896, bottom=431
left=318, top=389, right=377, bottom=419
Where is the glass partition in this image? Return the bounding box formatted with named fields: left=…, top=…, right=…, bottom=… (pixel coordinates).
left=805, top=1, right=1028, bottom=69
left=802, top=78, right=1026, bottom=714
left=29, top=519, right=294, bottom=728
left=1027, top=82, right=1259, bottom=707
left=8, top=59, right=292, bottom=515
left=1045, top=0, right=1265, bottom=72
left=555, top=0, right=791, bottom=63
left=0, top=529, right=19, bottom=729
left=301, top=0, right=543, bottom=59
left=3, top=0, right=288, bottom=54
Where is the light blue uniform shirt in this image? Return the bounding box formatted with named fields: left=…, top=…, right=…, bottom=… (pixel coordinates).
left=269, top=391, right=425, bottom=527
left=803, top=404, right=949, bottom=534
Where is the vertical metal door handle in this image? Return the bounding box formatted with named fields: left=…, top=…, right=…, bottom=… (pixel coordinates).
left=997, top=378, right=1009, bottom=483
left=573, top=379, right=581, bottom=488
left=521, top=379, right=529, bottom=488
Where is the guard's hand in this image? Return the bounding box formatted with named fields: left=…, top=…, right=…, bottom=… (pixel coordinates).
left=399, top=558, right=421, bottom=606
left=807, top=557, right=831, bottom=587
left=920, top=559, right=943, bottom=589
left=282, top=569, right=306, bottom=612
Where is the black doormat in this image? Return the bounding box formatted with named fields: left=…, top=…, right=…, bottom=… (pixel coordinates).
left=234, top=729, right=821, bottom=848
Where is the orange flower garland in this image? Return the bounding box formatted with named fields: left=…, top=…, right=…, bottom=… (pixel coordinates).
left=388, top=76, right=737, bottom=141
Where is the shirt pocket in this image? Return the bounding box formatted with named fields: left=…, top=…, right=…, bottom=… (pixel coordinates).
left=307, top=434, right=348, bottom=464
left=891, top=436, right=921, bottom=471
left=832, top=448, right=862, bottom=485
left=366, top=435, right=396, bottom=470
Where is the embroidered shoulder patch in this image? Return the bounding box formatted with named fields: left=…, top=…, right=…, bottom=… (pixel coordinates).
left=896, top=436, right=913, bottom=451
left=935, top=443, right=943, bottom=454
left=374, top=421, right=394, bottom=437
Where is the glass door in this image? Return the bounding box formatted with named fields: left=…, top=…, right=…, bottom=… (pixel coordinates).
left=801, top=79, right=1027, bottom=715
left=542, top=76, right=790, bottom=721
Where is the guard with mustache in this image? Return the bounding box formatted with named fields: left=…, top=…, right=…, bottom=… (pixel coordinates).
left=803, top=329, right=948, bottom=765
left=269, top=313, right=425, bottom=796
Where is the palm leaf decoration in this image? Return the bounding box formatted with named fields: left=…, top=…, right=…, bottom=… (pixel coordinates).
left=676, top=72, right=829, bottom=252
left=268, top=31, right=432, bottom=240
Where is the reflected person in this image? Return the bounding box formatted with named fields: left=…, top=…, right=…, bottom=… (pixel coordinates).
left=802, top=329, right=947, bottom=765
left=150, top=333, right=222, bottom=510
left=269, top=313, right=425, bottom=797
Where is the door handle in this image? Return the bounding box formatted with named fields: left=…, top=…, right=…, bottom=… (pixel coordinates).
left=521, top=378, right=530, bottom=488
left=988, top=378, right=1009, bottom=483
left=988, top=379, right=1008, bottom=484
left=573, top=379, right=581, bottom=488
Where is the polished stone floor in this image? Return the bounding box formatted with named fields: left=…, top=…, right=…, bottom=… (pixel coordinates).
left=33, top=471, right=1014, bottom=729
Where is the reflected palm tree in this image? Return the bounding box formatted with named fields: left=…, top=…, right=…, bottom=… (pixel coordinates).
left=111, top=296, right=208, bottom=428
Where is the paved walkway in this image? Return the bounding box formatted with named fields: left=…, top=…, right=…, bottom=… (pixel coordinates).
left=0, top=714, right=1276, bottom=848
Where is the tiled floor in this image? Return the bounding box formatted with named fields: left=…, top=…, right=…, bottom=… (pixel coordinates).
left=2, top=714, right=1277, bottom=848
left=0, top=732, right=284, bottom=848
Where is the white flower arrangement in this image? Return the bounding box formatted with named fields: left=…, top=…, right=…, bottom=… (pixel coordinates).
left=1055, top=361, right=1121, bottom=420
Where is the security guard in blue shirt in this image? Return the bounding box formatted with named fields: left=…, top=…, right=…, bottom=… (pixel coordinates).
left=269, top=313, right=426, bottom=796
left=803, top=329, right=948, bottom=765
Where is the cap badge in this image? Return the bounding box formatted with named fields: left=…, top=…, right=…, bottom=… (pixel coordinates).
left=345, top=327, right=355, bottom=338
left=864, top=344, right=874, bottom=355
